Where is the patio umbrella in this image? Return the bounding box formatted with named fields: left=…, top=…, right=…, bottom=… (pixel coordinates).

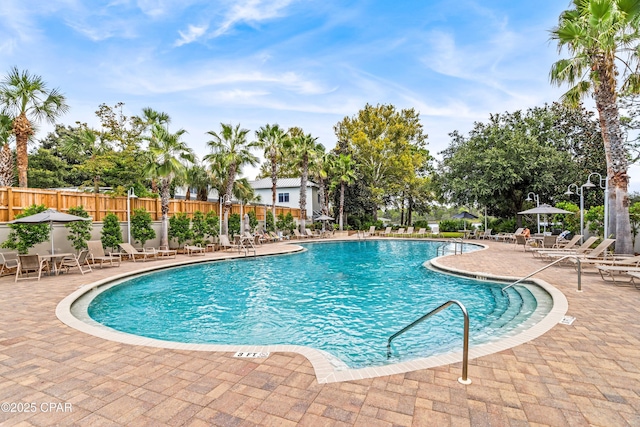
left=452, top=211, right=478, bottom=230
left=243, top=214, right=250, bottom=233
left=518, top=204, right=571, bottom=233
left=314, top=214, right=334, bottom=221
left=9, top=208, right=91, bottom=254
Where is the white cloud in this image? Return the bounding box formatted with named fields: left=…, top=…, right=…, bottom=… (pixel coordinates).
left=175, top=23, right=209, bottom=46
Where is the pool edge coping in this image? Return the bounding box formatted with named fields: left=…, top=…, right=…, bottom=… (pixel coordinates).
left=55, top=239, right=568, bottom=384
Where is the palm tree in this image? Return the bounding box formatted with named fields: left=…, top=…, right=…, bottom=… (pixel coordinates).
left=255, top=124, right=289, bottom=221
left=289, top=129, right=321, bottom=233
left=550, top=0, right=640, bottom=254
left=143, top=124, right=195, bottom=247
left=183, top=164, right=212, bottom=201
left=332, top=154, right=357, bottom=231
left=204, top=123, right=258, bottom=235
left=0, top=67, right=69, bottom=187
left=0, top=114, right=14, bottom=186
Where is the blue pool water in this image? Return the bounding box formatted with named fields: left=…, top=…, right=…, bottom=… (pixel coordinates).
left=87, top=240, right=548, bottom=368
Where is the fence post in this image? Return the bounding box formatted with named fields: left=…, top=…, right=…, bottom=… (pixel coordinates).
left=94, top=193, right=100, bottom=221
left=7, top=187, right=13, bottom=220
left=56, top=191, right=62, bottom=211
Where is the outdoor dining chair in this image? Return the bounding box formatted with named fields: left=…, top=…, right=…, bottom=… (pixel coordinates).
left=15, top=254, right=49, bottom=282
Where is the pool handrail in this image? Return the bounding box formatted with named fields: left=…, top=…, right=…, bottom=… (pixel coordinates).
left=502, top=254, right=582, bottom=292
left=387, top=300, right=471, bottom=384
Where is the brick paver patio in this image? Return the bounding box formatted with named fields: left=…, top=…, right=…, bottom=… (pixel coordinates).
left=0, top=239, right=639, bottom=426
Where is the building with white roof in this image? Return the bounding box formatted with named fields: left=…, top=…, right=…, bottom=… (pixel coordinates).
left=250, top=178, right=320, bottom=220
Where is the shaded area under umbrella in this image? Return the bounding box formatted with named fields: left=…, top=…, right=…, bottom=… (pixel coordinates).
left=314, top=214, right=334, bottom=232
left=452, top=211, right=478, bottom=230
left=518, top=204, right=571, bottom=233
left=9, top=208, right=91, bottom=254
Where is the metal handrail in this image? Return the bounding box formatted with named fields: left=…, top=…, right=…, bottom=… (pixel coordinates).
left=436, top=238, right=465, bottom=256
left=502, top=254, right=582, bottom=292
left=387, top=300, right=471, bottom=384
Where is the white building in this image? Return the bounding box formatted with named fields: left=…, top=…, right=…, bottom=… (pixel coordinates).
left=250, top=178, right=321, bottom=219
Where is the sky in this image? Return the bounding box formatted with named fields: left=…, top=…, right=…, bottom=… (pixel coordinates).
left=1, top=0, right=636, bottom=193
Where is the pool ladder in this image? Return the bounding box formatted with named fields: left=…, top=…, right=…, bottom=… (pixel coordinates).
left=436, top=238, right=464, bottom=256
left=387, top=300, right=471, bottom=385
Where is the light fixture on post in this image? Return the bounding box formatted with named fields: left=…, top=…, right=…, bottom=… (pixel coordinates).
left=584, top=172, right=608, bottom=238
left=525, top=192, right=540, bottom=234
left=126, top=187, right=138, bottom=244
left=565, top=183, right=585, bottom=243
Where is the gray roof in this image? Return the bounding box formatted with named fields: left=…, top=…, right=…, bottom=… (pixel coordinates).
left=250, top=178, right=318, bottom=190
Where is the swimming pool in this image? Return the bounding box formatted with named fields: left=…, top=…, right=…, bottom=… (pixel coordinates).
left=82, top=240, right=553, bottom=369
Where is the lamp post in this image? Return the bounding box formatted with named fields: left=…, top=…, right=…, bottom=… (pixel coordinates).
left=126, top=187, right=138, bottom=244
left=565, top=183, right=586, bottom=243
left=525, top=192, right=540, bottom=234
left=219, top=194, right=232, bottom=236
left=584, top=172, right=608, bottom=239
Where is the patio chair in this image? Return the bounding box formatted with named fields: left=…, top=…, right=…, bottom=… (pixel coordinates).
left=219, top=234, right=247, bottom=253
left=378, top=227, right=392, bottom=237
left=364, top=226, right=376, bottom=237
left=415, top=228, right=427, bottom=237
left=86, top=240, right=121, bottom=268
left=515, top=234, right=536, bottom=251
left=15, top=254, right=49, bottom=282
left=184, top=244, right=205, bottom=256
left=405, top=227, right=414, bottom=237
left=60, top=250, right=92, bottom=275
left=597, top=257, right=640, bottom=284
left=304, top=229, right=317, bottom=238
left=479, top=229, right=493, bottom=240
left=532, top=236, right=598, bottom=259
left=155, top=245, right=177, bottom=258
left=546, top=238, right=616, bottom=263
left=0, top=252, right=19, bottom=276
left=118, top=243, right=157, bottom=262
left=393, top=228, right=405, bottom=237
left=542, top=235, right=558, bottom=248
left=293, top=229, right=310, bottom=239
left=624, top=272, right=640, bottom=289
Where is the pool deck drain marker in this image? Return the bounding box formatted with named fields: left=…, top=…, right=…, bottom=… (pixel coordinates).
left=559, top=316, right=576, bottom=325
left=233, top=351, right=270, bottom=358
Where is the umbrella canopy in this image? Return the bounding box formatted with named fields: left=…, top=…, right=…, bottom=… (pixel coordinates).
left=452, top=211, right=478, bottom=220
left=10, top=208, right=91, bottom=254
left=314, top=214, right=334, bottom=221
left=518, top=204, right=571, bottom=215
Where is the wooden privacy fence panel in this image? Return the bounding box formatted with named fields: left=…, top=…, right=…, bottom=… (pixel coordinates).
left=0, top=187, right=300, bottom=222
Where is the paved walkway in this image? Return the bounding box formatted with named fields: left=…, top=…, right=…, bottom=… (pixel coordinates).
left=0, top=239, right=638, bottom=426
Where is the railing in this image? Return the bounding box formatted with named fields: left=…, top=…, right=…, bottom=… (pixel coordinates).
left=387, top=300, right=471, bottom=384
left=502, top=254, right=582, bottom=292
left=436, top=238, right=465, bottom=256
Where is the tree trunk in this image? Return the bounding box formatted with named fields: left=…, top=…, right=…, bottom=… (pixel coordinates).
left=185, top=187, right=191, bottom=201
left=160, top=178, right=170, bottom=247
left=271, top=148, right=277, bottom=224
left=299, top=156, right=308, bottom=233
left=593, top=55, right=632, bottom=254
left=13, top=113, right=32, bottom=188
left=0, top=143, right=14, bottom=186
left=223, top=164, right=237, bottom=236
left=607, top=179, right=616, bottom=238
left=339, top=182, right=345, bottom=231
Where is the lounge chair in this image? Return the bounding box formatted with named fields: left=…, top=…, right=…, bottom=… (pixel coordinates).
left=118, top=243, right=157, bottom=262
left=86, top=240, right=121, bottom=268
left=378, top=227, right=392, bottom=237
left=532, top=236, right=597, bottom=259
left=595, top=256, right=640, bottom=283
left=293, top=229, right=311, bottom=239
left=405, top=227, right=414, bottom=237
left=15, top=254, right=49, bottom=282
left=415, top=228, right=427, bottom=237
left=268, top=231, right=282, bottom=241
left=365, top=226, right=376, bottom=237
left=184, top=244, right=205, bottom=256
left=155, top=245, right=177, bottom=258
left=219, top=234, right=255, bottom=255
left=546, top=238, right=616, bottom=263
left=497, top=228, right=524, bottom=243
left=479, top=229, right=493, bottom=240
left=305, top=229, right=317, bottom=238
left=393, top=228, right=405, bottom=237
left=60, top=250, right=92, bottom=275
left=0, top=252, right=19, bottom=276
left=542, top=235, right=558, bottom=248
left=624, top=272, right=640, bottom=289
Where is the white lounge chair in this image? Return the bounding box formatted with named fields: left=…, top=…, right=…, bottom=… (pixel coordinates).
left=185, top=244, right=205, bottom=256
left=119, top=243, right=157, bottom=262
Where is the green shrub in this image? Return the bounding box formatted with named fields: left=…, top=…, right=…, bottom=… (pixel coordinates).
left=412, top=220, right=431, bottom=230
left=266, top=211, right=275, bottom=232
left=438, top=219, right=464, bottom=232
left=204, top=211, right=219, bottom=241
left=228, top=213, right=241, bottom=236
left=101, top=212, right=122, bottom=252
left=131, top=208, right=156, bottom=247
left=169, top=212, right=192, bottom=248
left=276, top=212, right=296, bottom=233
left=1, top=204, right=50, bottom=254
left=66, top=206, right=92, bottom=252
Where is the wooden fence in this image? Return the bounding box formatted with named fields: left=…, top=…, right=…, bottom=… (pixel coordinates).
left=0, top=187, right=300, bottom=222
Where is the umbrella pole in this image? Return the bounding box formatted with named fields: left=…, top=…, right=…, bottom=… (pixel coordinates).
left=50, top=221, right=55, bottom=254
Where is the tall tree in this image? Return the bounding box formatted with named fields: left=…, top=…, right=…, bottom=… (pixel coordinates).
left=0, top=67, right=69, bottom=187
left=255, top=124, right=289, bottom=221
left=0, top=114, right=13, bottom=186
left=204, top=123, right=258, bottom=235
left=288, top=129, right=321, bottom=233
left=550, top=0, right=640, bottom=253
left=143, top=124, right=195, bottom=247
left=334, top=103, right=428, bottom=216
left=59, top=126, right=113, bottom=193
left=332, top=154, right=357, bottom=231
